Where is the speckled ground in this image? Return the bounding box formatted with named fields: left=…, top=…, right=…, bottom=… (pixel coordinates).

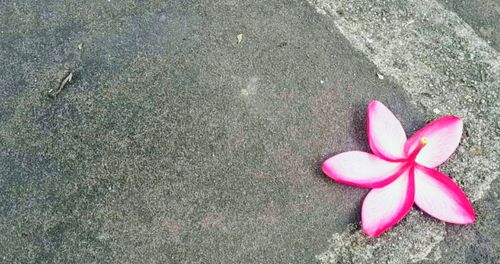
left=0, top=0, right=498, bottom=263
left=310, top=0, right=499, bottom=263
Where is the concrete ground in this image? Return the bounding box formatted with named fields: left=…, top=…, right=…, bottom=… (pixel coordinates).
left=0, top=0, right=498, bottom=263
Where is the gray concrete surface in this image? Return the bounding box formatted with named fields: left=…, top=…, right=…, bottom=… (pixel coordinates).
left=0, top=0, right=498, bottom=263
left=310, top=0, right=499, bottom=263
left=439, top=0, right=500, bottom=51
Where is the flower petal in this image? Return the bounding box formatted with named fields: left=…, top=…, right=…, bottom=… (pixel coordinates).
left=367, top=100, right=407, bottom=161
left=414, top=165, right=475, bottom=224
left=362, top=168, right=414, bottom=237
left=405, top=116, right=463, bottom=168
left=323, top=151, right=405, bottom=188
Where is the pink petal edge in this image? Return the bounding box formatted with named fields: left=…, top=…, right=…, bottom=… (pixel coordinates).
left=414, top=165, right=475, bottom=224
left=405, top=116, right=463, bottom=168
left=367, top=100, right=407, bottom=161
left=322, top=151, right=405, bottom=188
left=362, top=168, right=415, bottom=237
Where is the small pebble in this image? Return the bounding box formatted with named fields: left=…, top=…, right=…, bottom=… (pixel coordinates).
left=470, top=145, right=482, bottom=155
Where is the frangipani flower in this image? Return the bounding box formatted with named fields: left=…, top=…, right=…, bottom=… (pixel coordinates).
left=323, top=100, right=475, bottom=237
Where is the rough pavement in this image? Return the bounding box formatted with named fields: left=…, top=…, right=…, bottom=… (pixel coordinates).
left=0, top=0, right=498, bottom=263
left=309, top=0, right=499, bottom=263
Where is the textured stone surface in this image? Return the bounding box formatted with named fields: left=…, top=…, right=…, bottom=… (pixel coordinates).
left=0, top=1, right=420, bottom=263
left=0, top=0, right=498, bottom=263
left=308, top=0, right=499, bottom=263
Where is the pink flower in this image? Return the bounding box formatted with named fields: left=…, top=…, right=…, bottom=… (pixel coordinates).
left=323, top=100, right=475, bottom=237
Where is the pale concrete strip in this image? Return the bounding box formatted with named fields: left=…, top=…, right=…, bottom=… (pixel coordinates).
left=307, top=0, right=499, bottom=263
